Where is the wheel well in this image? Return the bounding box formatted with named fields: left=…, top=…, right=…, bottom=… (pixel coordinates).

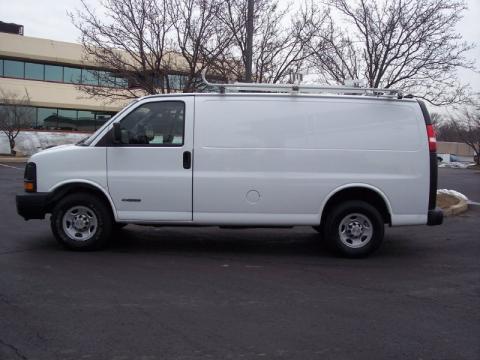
left=321, top=187, right=391, bottom=225
left=47, top=183, right=115, bottom=218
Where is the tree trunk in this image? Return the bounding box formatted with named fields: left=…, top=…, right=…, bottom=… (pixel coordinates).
left=8, top=137, right=16, bottom=156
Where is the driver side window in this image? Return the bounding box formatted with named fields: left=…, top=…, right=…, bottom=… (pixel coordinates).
left=118, top=101, right=185, bottom=146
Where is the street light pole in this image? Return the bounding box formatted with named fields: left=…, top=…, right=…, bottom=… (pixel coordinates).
left=245, top=0, right=254, bottom=82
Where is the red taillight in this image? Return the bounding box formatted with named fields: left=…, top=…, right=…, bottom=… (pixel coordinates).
left=426, top=124, right=437, bottom=152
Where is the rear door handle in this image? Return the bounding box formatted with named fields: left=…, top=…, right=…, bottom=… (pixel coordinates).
left=183, top=151, right=192, bottom=169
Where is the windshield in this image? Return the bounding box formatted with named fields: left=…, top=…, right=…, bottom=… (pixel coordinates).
left=80, top=99, right=139, bottom=146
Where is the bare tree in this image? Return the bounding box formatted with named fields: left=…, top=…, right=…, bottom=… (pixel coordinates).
left=0, top=88, right=34, bottom=155
left=308, top=24, right=360, bottom=85
left=434, top=114, right=463, bottom=142
left=451, top=109, right=480, bottom=164
left=220, top=0, right=274, bottom=81
left=220, top=0, right=331, bottom=83
left=430, top=112, right=444, bottom=127
left=311, top=0, right=475, bottom=105
left=168, top=0, right=233, bottom=92
left=71, top=0, right=176, bottom=100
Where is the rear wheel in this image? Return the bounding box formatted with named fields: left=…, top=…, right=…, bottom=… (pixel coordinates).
left=51, top=193, right=113, bottom=251
left=322, top=200, right=384, bottom=258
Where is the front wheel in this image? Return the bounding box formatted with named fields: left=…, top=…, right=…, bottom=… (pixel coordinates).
left=51, top=193, right=113, bottom=251
left=323, top=200, right=384, bottom=258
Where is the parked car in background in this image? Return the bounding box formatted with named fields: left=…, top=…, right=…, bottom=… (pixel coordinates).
left=437, top=153, right=466, bottom=163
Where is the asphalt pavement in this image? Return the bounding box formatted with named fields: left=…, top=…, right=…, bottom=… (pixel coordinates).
left=0, top=163, right=479, bottom=360
left=437, top=167, right=480, bottom=202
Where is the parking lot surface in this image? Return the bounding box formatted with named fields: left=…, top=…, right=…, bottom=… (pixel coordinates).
left=0, top=163, right=479, bottom=360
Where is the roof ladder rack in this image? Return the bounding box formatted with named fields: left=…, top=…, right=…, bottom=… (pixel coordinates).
left=201, top=69, right=403, bottom=99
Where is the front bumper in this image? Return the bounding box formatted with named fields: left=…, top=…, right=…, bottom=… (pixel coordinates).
left=427, top=208, right=443, bottom=226
left=16, top=193, right=49, bottom=220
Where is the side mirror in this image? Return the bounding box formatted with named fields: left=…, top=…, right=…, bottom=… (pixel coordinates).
left=113, top=123, right=122, bottom=143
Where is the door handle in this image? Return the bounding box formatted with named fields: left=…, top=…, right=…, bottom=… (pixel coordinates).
left=183, top=151, right=192, bottom=169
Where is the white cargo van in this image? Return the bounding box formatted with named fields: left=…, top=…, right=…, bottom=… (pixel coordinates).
left=16, top=82, right=443, bottom=257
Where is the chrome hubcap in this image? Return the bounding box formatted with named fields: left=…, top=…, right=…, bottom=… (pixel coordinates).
left=62, top=206, right=98, bottom=241
left=338, top=213, right=373, bottom=248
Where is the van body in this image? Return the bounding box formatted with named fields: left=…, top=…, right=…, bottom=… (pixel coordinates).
left=16, top=93, right=443, bottom=257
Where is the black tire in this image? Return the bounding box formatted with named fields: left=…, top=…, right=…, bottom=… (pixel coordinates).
left=322, top=200, right=384, bottom=258
left=312, top=225, right=323, bottom=233
left=113, top=222, right=127, bottom=230
left=50, top=193, right=113, bottom=251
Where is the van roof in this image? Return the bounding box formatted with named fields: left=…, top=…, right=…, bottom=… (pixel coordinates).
left=139, top=92, right=418, bottom=103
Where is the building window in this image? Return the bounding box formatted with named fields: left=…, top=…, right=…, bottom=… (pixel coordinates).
left=16, top=106, right=36, bottom=128
left=0, top=104, right=36, bottom=129
left=0, top=57, right=193, bottom=90
left=168, top=74, right=188, bottom=90
left=44, top=64, right=63, bottom=82
left=0, top=105, right=15, bottom=126
left=64, top=67, right=82, bottom=84
left=37, top=107, right=59, bottom=129
left=95, top=112, right=113, bottom=128
left=0, top=104, right=115, bottom=131
left=58, top=109, right=78, bottom=130
left=98, top=71, right=116, bottom=87
left=115, top=76, right=128, bottom=89
left=25, top=62, right=44, bottom=81
left=81, top=69, right=98, bottom=85
left=3, top=60, right=24, bottom=78
left=77, top=110, right=96, bottom=131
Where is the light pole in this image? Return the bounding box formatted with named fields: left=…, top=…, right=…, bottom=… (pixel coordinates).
left=245, top=0, right=254, bottom=82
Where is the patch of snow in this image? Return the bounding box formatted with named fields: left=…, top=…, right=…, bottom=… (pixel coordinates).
left=437, top=189, right=469, bottom=201
left=438, top=162, right=475, bottom=169
left=0, top=131, right=89, bottom=155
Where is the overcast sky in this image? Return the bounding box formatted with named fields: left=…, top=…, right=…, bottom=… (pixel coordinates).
left=2, top=0, right=479, bottom=95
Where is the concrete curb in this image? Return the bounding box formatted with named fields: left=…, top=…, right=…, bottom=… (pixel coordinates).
left=0, top=157, right=28, bottom=163
left=441, top=197, right=469, bottom=217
